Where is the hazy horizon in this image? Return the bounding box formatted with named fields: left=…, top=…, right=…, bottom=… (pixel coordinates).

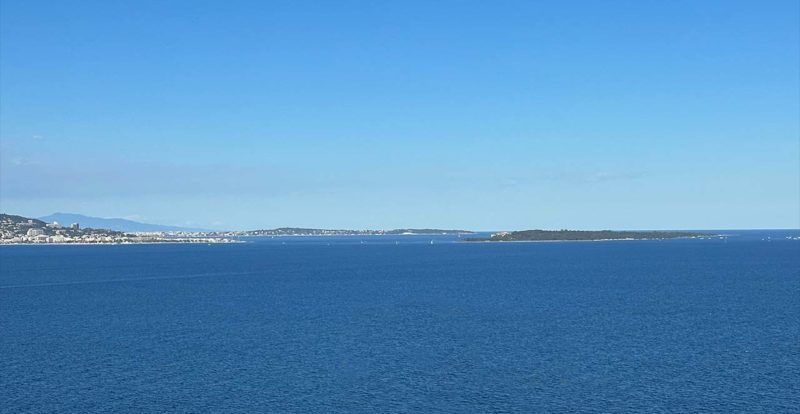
left=2, top=1, right=798, bottom=230
left=2, top=210, right=798, bottom=233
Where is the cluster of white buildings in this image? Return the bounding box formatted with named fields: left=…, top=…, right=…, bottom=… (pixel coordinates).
left=1, top=231, right=237, bottom=244
left=1, top=214, right=241, bottom=244
left=3, top=231, right=128, bottom=244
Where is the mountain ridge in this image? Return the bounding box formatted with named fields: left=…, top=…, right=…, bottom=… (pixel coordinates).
left=38, top=213, right=210, bottom=233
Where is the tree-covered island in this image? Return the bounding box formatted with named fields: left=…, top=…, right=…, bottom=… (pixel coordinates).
left=466, top=229, right=711, bottom=242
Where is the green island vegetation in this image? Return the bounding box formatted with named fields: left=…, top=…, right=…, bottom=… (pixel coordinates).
left=466, top=229, right=711, bottom=242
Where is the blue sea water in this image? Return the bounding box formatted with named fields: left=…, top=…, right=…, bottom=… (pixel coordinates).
left=1, top=231, right=798, bottom=413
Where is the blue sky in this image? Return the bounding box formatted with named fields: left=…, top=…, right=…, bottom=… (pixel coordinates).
left=1, top=0, right=798, bottom=230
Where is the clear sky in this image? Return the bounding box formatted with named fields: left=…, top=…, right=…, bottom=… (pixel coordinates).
left=1, top=0, right=798, bottom=230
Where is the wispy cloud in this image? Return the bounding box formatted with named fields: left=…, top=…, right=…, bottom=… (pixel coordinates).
left=0, top=154, right=339, bottom=199
left=541, top=170, right=646, bottom=184
left=585, top=171, right=645, bottom=183
left=9, top=157, right=39, bottom=166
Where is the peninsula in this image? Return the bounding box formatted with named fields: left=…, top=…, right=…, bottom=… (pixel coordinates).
left=224, top=228, right=473, bottom=237
left=466, top=229, right=710, bottom=242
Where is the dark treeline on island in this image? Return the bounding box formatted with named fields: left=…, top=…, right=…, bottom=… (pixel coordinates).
left=466, top=230, right=711, bottom=242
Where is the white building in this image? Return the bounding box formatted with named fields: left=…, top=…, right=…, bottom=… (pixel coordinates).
left=27, top=228, right=45, bottom=236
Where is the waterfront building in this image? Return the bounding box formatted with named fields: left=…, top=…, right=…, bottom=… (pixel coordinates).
left=26, top=228, right=45, bottom=236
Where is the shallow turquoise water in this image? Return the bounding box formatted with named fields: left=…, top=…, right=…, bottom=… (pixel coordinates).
left=1, top=232, right=798, bottom=412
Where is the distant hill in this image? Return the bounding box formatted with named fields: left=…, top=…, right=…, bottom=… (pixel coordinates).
left=466, top=229, right=710, bottom=242
left=38, top=213, right=209, bottom=233
left=1, top=213, right=47, bottom=227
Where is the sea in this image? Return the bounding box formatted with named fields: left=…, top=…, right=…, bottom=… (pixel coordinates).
left=1, top=230, right=798, bottom=413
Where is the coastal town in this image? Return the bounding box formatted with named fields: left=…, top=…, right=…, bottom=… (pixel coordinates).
left=223, top=227, right=472, bottom=237
left=0, top=214, right=236, bottom=244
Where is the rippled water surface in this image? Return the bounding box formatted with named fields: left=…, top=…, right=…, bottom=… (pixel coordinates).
left=2, top=232, right=799, bottom=412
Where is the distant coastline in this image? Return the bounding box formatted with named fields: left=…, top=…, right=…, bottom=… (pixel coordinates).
left=227, top=228, right=474, bottom=237
left=1, top=240, right=245, bottom=246
left=3, top=212, right=735, bottom=246
left=1, top=213, right=474, bottom=245
left=1, top=213, right=238, bottom=245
